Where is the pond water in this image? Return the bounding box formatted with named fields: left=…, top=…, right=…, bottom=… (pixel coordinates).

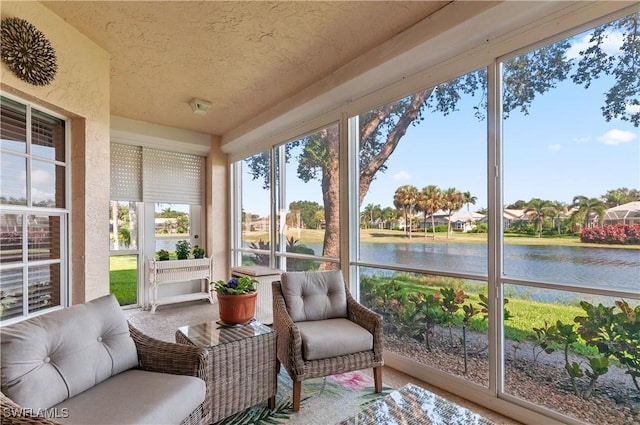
left=303, top=242, right=639, bottom=293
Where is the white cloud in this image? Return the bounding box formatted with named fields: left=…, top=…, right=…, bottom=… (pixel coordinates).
left=567, top=36, right=590, bottom=60
left=626, top=104, right=640, bottom=114
left=392, top=170, right=411, bottom=181
left=572, top=136, right=590, bottom=143
left=597, top=129, right=638, bottom=146
left=567, top=31, right=623, bottom=60
left=547, top=144, right=561, bottom=152
left=31, top=168, right=52, bottom=185
left=31, top=187, right=54, bottom=203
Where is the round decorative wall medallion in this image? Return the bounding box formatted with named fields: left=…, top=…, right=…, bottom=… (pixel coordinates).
left=1, top=17, right=58, bottom=86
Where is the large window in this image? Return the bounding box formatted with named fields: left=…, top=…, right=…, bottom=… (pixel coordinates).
left=354, top=69, right=489, bottom=389
left=230, top=9, right=639, bottom=424
left=0, top=95, right=68, bottom=322
left=500, top=15, right=639, bottom=422
left=356, top=72, right=488, bottom=274
left=232, top=124, right=341, bottom=272
left=234, top=149, right=272, bottom=267
left=275, top=124, right=340, bottom=271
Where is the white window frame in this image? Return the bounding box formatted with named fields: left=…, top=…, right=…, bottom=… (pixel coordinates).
left=0, top=93, right=70, bottom=324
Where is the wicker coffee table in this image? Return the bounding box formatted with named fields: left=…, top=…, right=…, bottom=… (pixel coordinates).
left=176, top=321, right=277, bottom=423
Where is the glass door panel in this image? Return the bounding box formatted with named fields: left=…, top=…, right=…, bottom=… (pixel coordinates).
left=109, top=200, right=140, bottom=306
left=109, top=255, right=138, bottom=306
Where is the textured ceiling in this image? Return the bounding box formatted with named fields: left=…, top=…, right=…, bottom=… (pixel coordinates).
left=43, top=1, right=449, bottom=137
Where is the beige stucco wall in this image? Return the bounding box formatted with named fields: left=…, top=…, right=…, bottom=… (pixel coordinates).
left=207, top=135, right=229, bottom=282
left=1, top=2, right=111, bottom=303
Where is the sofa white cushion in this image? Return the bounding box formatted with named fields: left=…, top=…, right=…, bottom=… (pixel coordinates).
left=281, top=270, right=347, bottom=322
left=296, top=318, right=373, bottom=361
left=52, top=370, right=206, bottom=425
left=0, top=294, right=138, bottom=409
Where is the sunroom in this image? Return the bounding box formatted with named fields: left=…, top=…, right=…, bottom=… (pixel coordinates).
left=1, top=1, right=638, bottom=425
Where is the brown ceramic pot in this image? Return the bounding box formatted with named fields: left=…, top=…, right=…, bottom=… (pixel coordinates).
left=216, top=292, right=257, bottom=325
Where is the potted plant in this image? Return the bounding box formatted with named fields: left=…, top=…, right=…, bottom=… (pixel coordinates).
left=192, top=245, right=205, bottom=259
left=175, top=240, right=191, bottom=260
left=211, top=276, right=258, bottom=325
left=156, top=249, right=170, bottom=261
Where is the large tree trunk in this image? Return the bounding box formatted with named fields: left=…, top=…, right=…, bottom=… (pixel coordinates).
left=320, top=126, right=340, bottom=271
left=424, top=213, right=428, bottom=239
left=358, top=89, right=432, bottom=205
left=431, top=215, right=437, bottom=240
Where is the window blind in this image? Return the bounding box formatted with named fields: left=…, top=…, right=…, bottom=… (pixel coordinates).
left=110, top=143, right=204, bottom=205
left=0, top=97, right=27, bottom=150
left=143, top=148, right=204, bottom=204
left=110, top=143, right=142, bottom=201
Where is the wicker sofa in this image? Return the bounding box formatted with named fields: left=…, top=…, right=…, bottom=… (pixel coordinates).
left=0, top=294, right=210, bottom=425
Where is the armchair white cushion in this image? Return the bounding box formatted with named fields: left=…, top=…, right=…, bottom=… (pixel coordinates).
left=296, top=318, right=373, bottom=360
left=281, top=269, right=347, bottom=321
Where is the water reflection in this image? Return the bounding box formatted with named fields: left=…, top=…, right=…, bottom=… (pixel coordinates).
left=350, top=242, right=638, bottom=291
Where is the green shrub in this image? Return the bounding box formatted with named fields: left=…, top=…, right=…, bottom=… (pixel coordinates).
left=175, top=240, right=191, bottom=259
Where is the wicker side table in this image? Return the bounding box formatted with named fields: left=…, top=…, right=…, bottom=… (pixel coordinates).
left=176, top=321, right=277, bottom=423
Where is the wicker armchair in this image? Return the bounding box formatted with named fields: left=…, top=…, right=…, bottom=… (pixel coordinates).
left=272, top=270, right=383, bottom=411
left=1, top=322, right=211, bottom=425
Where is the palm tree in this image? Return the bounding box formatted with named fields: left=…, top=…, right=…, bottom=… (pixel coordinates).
left=572, top=195, right=606, bottom=229
left=381, top=207, right=397, bottom=230
left=416, top=185, right=444, bottom=240
left=601, top=188, right=640, bottom=208
left=442, top=187, right=464, bottom=239
left=549, top=200, right=568, bottom=236
left=361, top=203, right=381, bottom=229
left=111, top=201, right=120, bottom=250
left=524, top=198, right=555, bottom=237
left=602, top=190, right=625, bottom=208
left=462, top=191, right=477, bottom=212
left=159, top=206, right=175, bottom=217
left=394, top=185, right=418, bottom=239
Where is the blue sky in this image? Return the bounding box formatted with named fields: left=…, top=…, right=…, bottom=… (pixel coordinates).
left=242, top=72, right=638, bottom=217
left=241, top=28, right=639, bottom=218
left=1, top=24, right=635, bottom=219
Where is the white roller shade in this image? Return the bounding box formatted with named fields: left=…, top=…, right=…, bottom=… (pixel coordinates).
left=111, top=144, right=204, bottom=205
left=142, top=148, right=204, bottom=204
left=110, top=143, right=142, bottom=201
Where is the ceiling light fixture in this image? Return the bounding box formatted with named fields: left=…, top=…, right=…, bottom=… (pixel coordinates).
left=189, top=98, right=212, bottom=116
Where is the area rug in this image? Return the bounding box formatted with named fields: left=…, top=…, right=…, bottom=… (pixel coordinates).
left=338, top=383, right=496, bottom=425
left=214, top=369, right=394, bottom=425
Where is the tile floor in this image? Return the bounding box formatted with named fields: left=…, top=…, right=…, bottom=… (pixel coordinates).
left=124, top=300, right=521, bottom=425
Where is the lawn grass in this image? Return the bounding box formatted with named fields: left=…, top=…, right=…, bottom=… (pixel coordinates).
left=242, top=228, right=640, bottom=249
left=110, top=255, right=137, bottom=306
left=361, top=272, right=618, bottom=357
